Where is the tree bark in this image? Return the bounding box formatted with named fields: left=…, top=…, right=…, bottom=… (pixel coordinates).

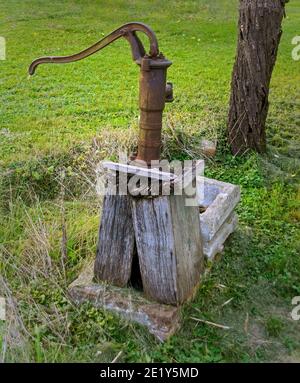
left=228, top=0, right=287, bottom=155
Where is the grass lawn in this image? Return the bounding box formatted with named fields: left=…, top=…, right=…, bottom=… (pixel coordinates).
left=0, top=0, right=299, bottom=362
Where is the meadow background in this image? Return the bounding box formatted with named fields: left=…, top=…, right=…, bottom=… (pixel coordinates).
left=0, top=0, right=299, bottom=362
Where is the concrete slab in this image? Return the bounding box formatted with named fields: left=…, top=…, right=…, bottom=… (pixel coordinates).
left=203, top=212, right=238, bottom=260
left=68, top=262, right=181, bottom=342
left=197, top=177, right=240, bottom=259
left=198, top=177, right=240, bottom=243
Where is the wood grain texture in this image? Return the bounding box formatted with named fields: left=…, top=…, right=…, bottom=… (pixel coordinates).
left=169, top=194, right=204, bottom=303
left=131, top=195, right=204, bottom=305
left=131, top=196, right=178, bottom=305
left=94, top=194, right=135, bottom=287
left=94, top=166, right=204, bottom=305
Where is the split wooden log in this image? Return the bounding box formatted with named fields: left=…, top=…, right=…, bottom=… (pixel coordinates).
left=131, top=194, right=204, bottom=305
left=94, top=194, right=135, bottom=287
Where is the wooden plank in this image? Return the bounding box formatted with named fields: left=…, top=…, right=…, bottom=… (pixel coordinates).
left=169, top=194, right=204, bottom=303
left=94, top=194, right=135, bottom=287
left=102, top=161, right=177, bottom=181
left=131, top=196, right=178, bottom=305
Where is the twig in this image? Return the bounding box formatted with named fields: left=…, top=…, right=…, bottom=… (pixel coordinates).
left=190, top=317, right=231, bottom=330
left=216, top=283, right=227, bottom=289
left=59, top=169, right=67, bottom=282
left=244, top=312, right=249, bottom=334
left=111, top=350, right=123, bottom=363
left=221, top=297, right=234, bottom=307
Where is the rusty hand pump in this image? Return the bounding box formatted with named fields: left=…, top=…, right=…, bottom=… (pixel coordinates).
left=29, top=22, right=173, bottom=163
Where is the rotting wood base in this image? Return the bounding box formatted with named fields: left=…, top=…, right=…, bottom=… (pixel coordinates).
left=94, top=161, right=205, bottom=306
left=94, top=193, right=204, bottom=306
left=68, top=262, right=181, bottom=342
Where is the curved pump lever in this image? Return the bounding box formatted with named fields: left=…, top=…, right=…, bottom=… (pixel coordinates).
left=29, top=22, right=159, bottom=75
left=29, top=22, right=173, bottom=163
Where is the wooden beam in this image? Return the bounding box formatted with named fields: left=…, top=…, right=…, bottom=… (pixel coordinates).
left=94, top=194, right=135, bottom=287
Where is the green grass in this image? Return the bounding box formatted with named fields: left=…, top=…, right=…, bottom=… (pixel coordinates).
left=0, top=0, right=299, bottom=362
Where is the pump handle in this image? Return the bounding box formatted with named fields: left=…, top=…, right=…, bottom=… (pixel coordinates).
left=29, top=22, right=159, bottom=75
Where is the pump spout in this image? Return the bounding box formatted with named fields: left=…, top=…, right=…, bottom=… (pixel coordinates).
left=29, top=22, right=173, bottom=163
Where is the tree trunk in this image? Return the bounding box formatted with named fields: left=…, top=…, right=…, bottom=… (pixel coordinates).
left=228, top=0, right=287, bottom=155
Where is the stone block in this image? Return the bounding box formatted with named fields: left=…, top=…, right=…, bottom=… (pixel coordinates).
left=203, top=212, right=238, bottom=260
left=198, top=177, right=240, bottom=259
left=69, top=262, right=181, bottom=342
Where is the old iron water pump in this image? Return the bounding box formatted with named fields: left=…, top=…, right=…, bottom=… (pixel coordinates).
left=29, top=22, right=173, bottom=164
left=29, top=23, right=204, bottom=308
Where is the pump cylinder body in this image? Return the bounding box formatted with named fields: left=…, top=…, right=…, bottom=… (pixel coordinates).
left=136, top=57, right=172, bottom=164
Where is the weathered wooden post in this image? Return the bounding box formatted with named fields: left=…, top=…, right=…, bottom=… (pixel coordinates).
left=95, top=160, right=205, bottom=306
left=29, top=22, right=205, bottom=339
